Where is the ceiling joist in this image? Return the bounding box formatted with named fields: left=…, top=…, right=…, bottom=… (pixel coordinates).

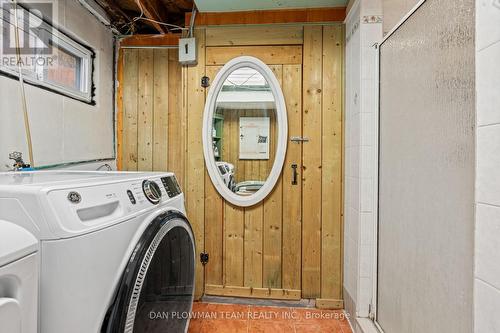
left=93, top=0, right=133, bottom=28
left=134, top=0, right=169, bottom=34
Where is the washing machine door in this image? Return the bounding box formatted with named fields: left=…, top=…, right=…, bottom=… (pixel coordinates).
left=104, top=211, right=195, bottom=333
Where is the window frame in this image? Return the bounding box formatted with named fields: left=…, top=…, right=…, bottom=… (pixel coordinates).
left=0, top=5, right=95, bottom=104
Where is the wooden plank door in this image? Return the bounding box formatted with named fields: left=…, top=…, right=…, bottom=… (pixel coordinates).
left=203, top=49, right=304, bottom=299
left=203, top=28, right=343, bottom=304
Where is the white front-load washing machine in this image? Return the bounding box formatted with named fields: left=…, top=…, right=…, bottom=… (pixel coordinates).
left=0, top=221, right=38, bottom=333
left=0, top=171, right=195, bottom=333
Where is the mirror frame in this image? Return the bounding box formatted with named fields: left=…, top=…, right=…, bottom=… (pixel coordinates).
left=202, top=56, right=288, bottom=207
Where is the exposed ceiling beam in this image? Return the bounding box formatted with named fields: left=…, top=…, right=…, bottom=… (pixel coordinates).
left=134, top=0, right=169, bottom=34
left=94, top=0, right=132, bottom=28
left=163, top=0, right=192, bottom=11
left=119, top=33, right=180, bottom=47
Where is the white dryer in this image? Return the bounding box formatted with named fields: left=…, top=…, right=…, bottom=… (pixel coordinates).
left=0, top=221, right=38, bottom=333
left=0, top=171, right=195, bottom=333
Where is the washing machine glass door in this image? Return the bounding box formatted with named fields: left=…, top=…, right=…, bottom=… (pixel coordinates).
left=104, top=212, right=195, bottom=333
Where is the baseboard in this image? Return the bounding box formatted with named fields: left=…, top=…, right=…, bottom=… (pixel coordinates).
left=343, top=287, right=356, bottom=319
left=204, top=284, right=301, bottom=300
left=342, top=287, right=382, bottom=333
left=356, top=318, right=382, bottom=333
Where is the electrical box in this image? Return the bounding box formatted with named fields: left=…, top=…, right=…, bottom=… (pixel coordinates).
left=178, top=37, right=197, bottom=65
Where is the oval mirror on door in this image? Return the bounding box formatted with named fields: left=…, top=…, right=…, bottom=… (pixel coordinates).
left=203, top=56, right=288, bottom=207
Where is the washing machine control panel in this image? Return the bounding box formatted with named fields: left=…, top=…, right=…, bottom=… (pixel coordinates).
left=161, top=176, right=181, bottom=198
left=125, top=175, right=181, bottom=207
left=44, top=173, right=184, bottom=235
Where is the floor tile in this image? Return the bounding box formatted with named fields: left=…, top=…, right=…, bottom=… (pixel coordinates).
left=248, top=320, right=294, bottom=333
left=203, top=320, right=248, bottom=333
left=294, top=323, right=341, bottom=333
left=187, top=318, right=204, bottom=333
left=189, top=302, right=352, bottom=333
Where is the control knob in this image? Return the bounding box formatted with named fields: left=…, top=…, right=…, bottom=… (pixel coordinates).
left=142, top=180, right=162, bottom=204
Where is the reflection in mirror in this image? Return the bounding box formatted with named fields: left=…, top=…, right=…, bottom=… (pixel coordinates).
left=211, top=67, right=277, bottom=196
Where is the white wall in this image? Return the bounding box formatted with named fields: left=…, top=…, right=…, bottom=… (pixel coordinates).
left=344, top=0, right=382, bottom=329
left=474, top=0, right=500, bottom=332
left=0, top=0, right=115, bottom=171
left=344, top=1, right=361, bottom=315
left=381, top=0, right=420, bottom=35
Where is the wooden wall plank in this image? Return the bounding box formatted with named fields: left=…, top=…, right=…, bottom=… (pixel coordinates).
left=204, top=65, right=224, bottom=286
left=122, top=49, right=139, bottom=171
left=243, top=205, right=263, bottom=287
left=302, top=25, right=323, bottom=298
left=282, top=64, right=303, bottom=291
left=185, top=29, right=206, bottom=299
left=225, top=110, right=245, bottom=181
left=116, top=49, right=124, bottom=171
left=224, top=203, right=245, bottom=286
left=206, top=46, right=302, bottom=65
left=321, top=25, right=344, bottom=300
left=263, top=181, right=283, bottom=288
left=186, top=7, right=346, bottom=26
left=137, top=49, right=154, bottom=171
left=206, top=25, right=303, bottom=46
left=167, top=49, right=186, bottom=188
left=263, top=65, right=283, bottom=289
left=205, top=169, right=224, bottom=285
left=152, top=49, right=169, bottom=171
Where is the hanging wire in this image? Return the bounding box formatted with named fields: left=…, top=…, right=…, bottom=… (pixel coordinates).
left=120, top=0, right=188, bottom=34
left=188, top=3, right=197, bottom=38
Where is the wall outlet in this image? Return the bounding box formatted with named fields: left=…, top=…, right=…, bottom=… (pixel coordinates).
left=178, top=37, right=197, bottom=65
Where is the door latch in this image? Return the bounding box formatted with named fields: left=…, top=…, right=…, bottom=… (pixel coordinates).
left=290, top=136, right=309, bottom=143
left=200, top=252, right=209, bottom=265
left=291, top=164, right=298, bottom=185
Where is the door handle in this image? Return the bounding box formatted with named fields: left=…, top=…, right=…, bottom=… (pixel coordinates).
left=291, top=164, right=298, bottom=185
left=290, top=136, right=309, bottom=143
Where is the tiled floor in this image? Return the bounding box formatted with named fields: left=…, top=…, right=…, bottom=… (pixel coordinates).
left=188, top=302, right=353, bottom=333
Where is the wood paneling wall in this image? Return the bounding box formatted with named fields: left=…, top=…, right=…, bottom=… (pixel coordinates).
left=185, top=8, right=346, bottom=26
left=301, top=26, right=344, bottom=305
left=118, top=24, right=344, bottom=307
left=121, top=48, right=185, bottom=184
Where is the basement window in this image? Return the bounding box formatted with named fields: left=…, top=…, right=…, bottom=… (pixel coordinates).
left=0, top=5, right=94, bottom=103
